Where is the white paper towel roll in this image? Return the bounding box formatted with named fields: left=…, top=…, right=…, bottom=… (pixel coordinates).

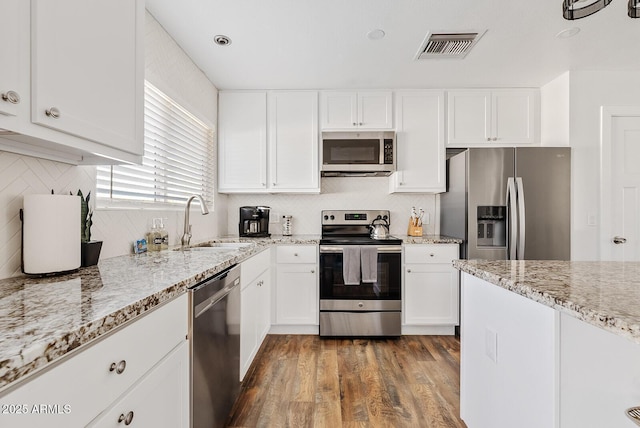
left=23, top=194, right=81, bottom=275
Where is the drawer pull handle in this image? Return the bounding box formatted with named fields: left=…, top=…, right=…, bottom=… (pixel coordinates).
left=1, top=90, right=20, bottom=104
left=110, top=360, right=127, bottom=374
left=45, top=107, right=60, bottom=118
left=118, top=411, right=134, bottom=425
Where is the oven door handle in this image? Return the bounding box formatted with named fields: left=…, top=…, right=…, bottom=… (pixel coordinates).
left=319, top=245, right=402, bottom=254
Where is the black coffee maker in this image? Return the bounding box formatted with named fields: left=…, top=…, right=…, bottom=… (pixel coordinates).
left=239, top=206, right=271, bottom=237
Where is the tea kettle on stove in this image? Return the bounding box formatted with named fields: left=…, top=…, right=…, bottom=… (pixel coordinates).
left=369, top=217, right=390, bottom=239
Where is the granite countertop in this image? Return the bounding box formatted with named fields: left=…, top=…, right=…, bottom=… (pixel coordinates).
left=0, top=233, right=459, bottom=392
left=399, top=235, right=463, bottom=244
left=454, top=259, right=640, bottom=345
left=0, top=235, right=320, bottom=392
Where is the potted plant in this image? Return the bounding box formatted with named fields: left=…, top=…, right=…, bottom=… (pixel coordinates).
left=78, top=190, right=102, bottom=267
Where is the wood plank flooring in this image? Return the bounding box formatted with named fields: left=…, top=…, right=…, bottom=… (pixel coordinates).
left=227, top=335, right=467, bottom=428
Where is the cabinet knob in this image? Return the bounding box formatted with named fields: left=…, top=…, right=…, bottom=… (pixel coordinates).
left=358, top=302, right=364, bottom=308
left=109, top=360, right=127, bottom=374
left=486, top=137, right=491, bottom=142
left=294, top=253, right=298, bottom=257
left=407, top=268, right=412, bottom=273
left=311, top=269, right=315, bottom=273
left=45, top=107, right=60, bottom=119
left=118, top=411, right=134, bottom=425
left=1, top=90, right=20, bottom=104
left=359, top=122, right=363, bottom=126
left=429, top=254, right=435, bottom=257
left=492, top=137, right=498, bottom=141
left=352, top=122, right=357, bottom=126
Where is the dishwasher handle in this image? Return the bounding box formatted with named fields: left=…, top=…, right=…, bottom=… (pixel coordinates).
left=193, top=266, right=241, bottom=318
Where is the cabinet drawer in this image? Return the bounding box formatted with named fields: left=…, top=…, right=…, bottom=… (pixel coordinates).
left=0, top=294, right=187, bottom=428
left=404, top=244, right=459, bottom=264
left=276, top=245, right=317, bottom=264
left=240, top=248, right=271, bottom=286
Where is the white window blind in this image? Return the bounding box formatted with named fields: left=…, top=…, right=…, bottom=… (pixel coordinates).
left=97, top=81, right=214, bottom=208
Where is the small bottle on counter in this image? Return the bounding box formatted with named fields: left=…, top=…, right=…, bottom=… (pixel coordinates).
left=159, top=218, right=169, bottom=250
left=282, top=215, right=292, bottom=236
left=147, top=218, right=161, bottom=252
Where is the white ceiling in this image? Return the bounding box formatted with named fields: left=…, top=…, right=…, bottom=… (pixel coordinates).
left=145, top=0, right=640, bottom=90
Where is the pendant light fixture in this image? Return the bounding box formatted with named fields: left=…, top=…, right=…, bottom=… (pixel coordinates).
left=563, top=0, right=613, bottom=19
left=630, top=0, right=640, bottom=17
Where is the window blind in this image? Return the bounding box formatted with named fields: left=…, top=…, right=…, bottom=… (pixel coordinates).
left=97, top=81, right=214, bottom=208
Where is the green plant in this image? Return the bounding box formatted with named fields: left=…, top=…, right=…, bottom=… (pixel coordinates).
left=77, top=190, right=93, bottom=242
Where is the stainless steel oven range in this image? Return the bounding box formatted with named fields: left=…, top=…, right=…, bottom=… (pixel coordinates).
left=319, top=210, right=402, bottom=337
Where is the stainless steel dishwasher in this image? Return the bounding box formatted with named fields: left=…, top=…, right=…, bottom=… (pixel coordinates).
left=189, top=265, right=241, bottom=428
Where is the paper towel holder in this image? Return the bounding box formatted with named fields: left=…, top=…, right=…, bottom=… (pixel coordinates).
left=21, top=194, right=82, bottom=276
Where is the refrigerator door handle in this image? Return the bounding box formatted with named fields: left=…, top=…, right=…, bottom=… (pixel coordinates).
left=506, top=177, right=517, bottom=260
left=516, top=177, right=526, bottom=260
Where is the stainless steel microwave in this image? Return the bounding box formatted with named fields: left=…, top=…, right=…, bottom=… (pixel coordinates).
left=321, top=131, right=396, bottom=177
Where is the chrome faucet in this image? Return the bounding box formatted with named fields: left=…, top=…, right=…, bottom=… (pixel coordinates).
left=181, top=195, right=209, bottom=248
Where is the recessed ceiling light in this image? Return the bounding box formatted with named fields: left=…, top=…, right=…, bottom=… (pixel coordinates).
left=213, top=35, right=232, bottom=46
left=366, top=29, right=386, bottom=40
left=556, top=27, right=581, bottom=38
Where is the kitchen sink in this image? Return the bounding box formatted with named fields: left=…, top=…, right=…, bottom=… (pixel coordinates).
left=180, top=242, right=254, bottom=252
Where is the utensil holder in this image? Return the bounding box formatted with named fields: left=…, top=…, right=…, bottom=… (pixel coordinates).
left=407, top=216, right=423, bottom=236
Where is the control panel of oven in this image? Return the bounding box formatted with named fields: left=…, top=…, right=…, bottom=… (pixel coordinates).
left=321, top=210, right=390, bottom=226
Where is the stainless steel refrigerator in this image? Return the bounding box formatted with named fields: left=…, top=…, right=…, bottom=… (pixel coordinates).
left=441, top=147, right=571, bottom=260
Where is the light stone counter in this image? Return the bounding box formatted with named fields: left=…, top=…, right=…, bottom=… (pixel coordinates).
left=0, top=235, right=320, bottom=391
left=0, top=233, right=458, bottom=391
left=399, top=235, right=463, bottom=245
left=454, top=259, right=640, bottom=345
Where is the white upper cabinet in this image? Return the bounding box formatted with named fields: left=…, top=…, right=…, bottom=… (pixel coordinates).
left=447, top=89, right=538, bottom=146
left=320, top=91, right=393, bottom=130
left=218, top=90, right=319, bottom=194
left=31, top=0, right=143, bottom=156
left=218, top=91, right=268, bottom=192
left=0, top=0, right=26, bottom=120
left=390, top=90, right=445, bottom=193
left=0, top=0, right=144, bottom=164
left=268, top=91, right=319, bottom=191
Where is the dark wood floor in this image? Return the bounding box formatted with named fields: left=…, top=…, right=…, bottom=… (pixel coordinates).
left=227, top=335, right=467, bottom=428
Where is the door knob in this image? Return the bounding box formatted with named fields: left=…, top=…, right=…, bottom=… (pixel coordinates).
left=613, top=236, right=627, bottom=244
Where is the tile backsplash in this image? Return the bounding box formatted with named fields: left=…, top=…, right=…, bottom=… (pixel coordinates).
left=227, top=177, right=439, bottom=237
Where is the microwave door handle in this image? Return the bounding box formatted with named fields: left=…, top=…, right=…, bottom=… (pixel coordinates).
left=516, top=177, right=526, bottom=260
left=506, top=177, right=517, bottom=260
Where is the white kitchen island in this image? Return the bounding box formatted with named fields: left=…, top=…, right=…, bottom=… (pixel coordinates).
left=454, top=260, right=640, bottom=428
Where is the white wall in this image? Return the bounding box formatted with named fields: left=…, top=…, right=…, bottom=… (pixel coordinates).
left=541, top=72, right=570, bottom=147
left=227, top=177, right=438, bottom=237
left=568, top=70, right=640, bottom=261
left=0, top=11, right=223, bottom=279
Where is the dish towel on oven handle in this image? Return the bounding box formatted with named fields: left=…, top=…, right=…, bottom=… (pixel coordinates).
left=342, top=246, right=361, bottom=285
left=360, top=246, right=378, bottom=283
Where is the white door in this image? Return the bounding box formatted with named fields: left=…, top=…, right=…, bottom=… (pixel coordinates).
left=602, top=107, right=640, bottom=261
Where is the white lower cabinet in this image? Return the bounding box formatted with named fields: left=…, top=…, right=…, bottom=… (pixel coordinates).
left=274, top=245, right=318, bottom=331
left=403, top=244, right=459, bottom=334
left=560, top=314, right=640, bottom=428
left=240, top=249, right=271, bottom=380
left=88, top=342, right=189, bottom=428
left=460, top=273, right=557, bottom=428
left=0, top=294, right=188, bottom=428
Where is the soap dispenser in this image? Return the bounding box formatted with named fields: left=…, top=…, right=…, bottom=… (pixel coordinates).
left=147, top=218, right=161, bottom=252
left=159, top=218, right=169, bottom=250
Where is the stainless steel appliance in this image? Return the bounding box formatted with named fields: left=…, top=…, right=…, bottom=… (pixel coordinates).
left=239, top=206, right=270, bottom=237
left=319, top=210, right=402, bottom=337
left=441, top=148, right=571, bottom=260
left=189, top=265, right=241, bottom=428
left=321, top=131, right=396, bottom=176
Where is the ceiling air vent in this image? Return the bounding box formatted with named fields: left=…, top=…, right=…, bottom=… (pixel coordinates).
left=415, top=31, right=486, bottom=60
